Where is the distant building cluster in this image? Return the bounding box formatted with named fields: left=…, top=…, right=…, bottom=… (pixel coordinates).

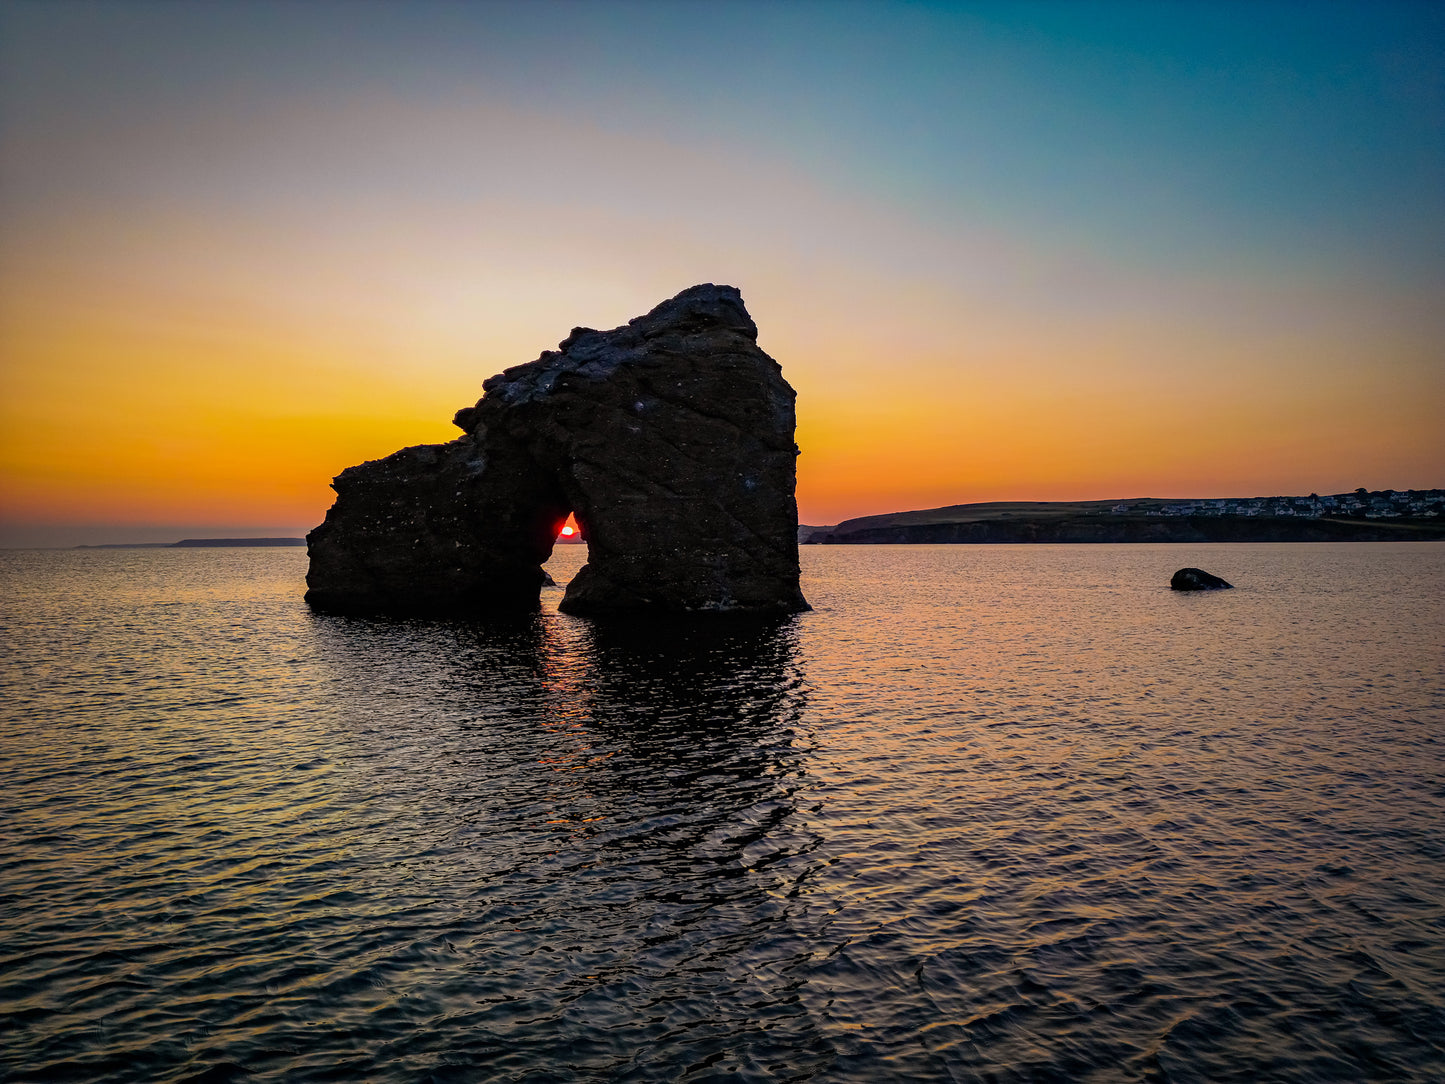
left=1107, top=489, right=1444, bottom=520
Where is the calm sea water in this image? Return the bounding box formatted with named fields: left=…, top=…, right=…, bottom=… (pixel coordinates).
left=1, top=543, right=1442, bottom=1083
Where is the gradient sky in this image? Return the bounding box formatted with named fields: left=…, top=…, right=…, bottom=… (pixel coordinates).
left=2, top=0, right=1442, bottom=543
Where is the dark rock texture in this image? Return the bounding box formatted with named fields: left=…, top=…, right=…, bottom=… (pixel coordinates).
left=1170, top=567, right=1234, bottom=591
left=306, top=284, right=807, bottom=616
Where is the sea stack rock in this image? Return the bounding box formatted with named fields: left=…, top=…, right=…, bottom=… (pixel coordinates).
left=1170, top=567, right=1234, bottom=591
left=306, top=284, right=808, bottom=617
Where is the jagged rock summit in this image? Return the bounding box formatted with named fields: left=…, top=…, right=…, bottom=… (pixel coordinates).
left=306, top=284, right=808, bottom=617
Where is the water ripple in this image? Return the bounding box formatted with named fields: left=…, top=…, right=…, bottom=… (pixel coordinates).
left=1, top=544, right=1442, bottom=1081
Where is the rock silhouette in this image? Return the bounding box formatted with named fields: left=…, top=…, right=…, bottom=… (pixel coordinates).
left=1170, top=567, right=1234, bottom=591
left=306, top=285, right=807, bottom=617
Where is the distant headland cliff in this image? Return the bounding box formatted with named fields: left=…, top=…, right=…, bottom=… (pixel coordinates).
left=306, top=285, right=807, bottom=616
left=76, top=537, right=305, bottom=549
left=805, top=490, right=1445, bottom=544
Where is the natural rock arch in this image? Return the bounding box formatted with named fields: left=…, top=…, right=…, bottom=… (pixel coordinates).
left=305, top=285, right=808, bottom=616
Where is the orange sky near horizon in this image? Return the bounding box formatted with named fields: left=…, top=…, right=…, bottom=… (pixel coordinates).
left=3, top=257, right=1436, bottom=533
left=1, top=4, right=1441, bottom=542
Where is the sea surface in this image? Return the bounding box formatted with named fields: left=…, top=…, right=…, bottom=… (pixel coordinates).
left=1, top=543, right=1442, bottom=1083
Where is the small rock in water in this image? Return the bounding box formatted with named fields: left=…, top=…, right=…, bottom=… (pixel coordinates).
left=1171, top=567, right=1233, bottom=591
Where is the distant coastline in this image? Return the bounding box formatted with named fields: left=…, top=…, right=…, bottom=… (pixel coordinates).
left=75, top=538, right=306, bottom=549
left=804, top=489, right=1445, bottom=544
